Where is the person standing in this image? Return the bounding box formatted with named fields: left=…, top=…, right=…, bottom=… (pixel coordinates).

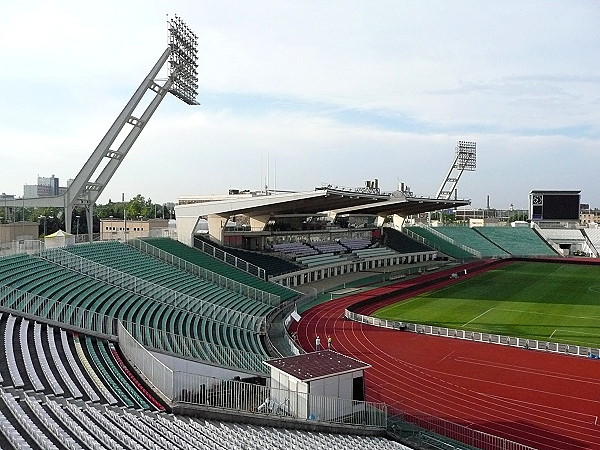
left=327, top=336, right=332, bottom=349
left=315, top=336, right=321, bottom=351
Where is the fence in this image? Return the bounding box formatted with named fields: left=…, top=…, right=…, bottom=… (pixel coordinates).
left=409, top=225, right=482, bottom=258
left=194, top=237, right=266, bottom=280
left=173, top=371, right=388, bottom=428
left=0, top=283, right=264, bottom=374
left=39, top=247, right=264, bottom=333
left=118, top=321, right=174, bottom=399
left=404, top=413, right=536, bottom=450
left=117, top=321, right=387, bottom=428
left=345, top=309, right=600, bottom=359
left=129, top=239, right=280, bottom=307
left=0, top=284, right=118, bottom=338
left=121, top=321, right=268, bottom=375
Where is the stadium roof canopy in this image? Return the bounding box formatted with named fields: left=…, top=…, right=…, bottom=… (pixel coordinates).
left=334, top=194, right=470, bottom=217
left=174, top=187, right=470, bottom=245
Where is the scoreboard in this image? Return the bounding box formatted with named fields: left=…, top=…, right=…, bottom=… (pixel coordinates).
left=529, top=191, right=580, bottom=221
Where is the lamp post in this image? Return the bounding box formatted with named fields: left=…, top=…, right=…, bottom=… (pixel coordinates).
left=75, top=215, right=80, bottom=242
left=38, top=215, right=45, bottom=237
left=38, top=215, right=52, bottom=237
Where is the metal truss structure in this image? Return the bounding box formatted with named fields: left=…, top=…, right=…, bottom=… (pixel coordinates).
left=17, top=15, right=199, bottom=241
left=436, top=141, right=477, bottom=200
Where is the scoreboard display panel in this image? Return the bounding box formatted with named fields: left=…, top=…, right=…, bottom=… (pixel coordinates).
left=530, top=191, right=580, bottom=221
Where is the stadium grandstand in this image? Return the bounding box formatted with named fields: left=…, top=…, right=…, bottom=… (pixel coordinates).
left=3, top=176, right=580, bottom=449
left=4, top=15, right=600, bottom=450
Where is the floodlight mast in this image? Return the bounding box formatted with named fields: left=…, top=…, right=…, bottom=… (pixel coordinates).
left=19, top=15, right=199, bottom=242
left=436, top=141, right=477, bottom=200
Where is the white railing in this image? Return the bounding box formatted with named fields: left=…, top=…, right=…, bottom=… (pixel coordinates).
left=130, top=239, right=281, bottom=307
left=172, top=371, right=387, bottom=428
left=118, top=321, right=387, bottom=428
left=403, top=228, right=428, bottom=245
left=118, top=321, right=174, bottom=400
left=39, top=248, right=264, bottom=332
left=414, top=224, right=482, bottom=258
left=406, top=413, right=537, bottom=450
left=121, top=321, right=268, bottom=375
left=194, top=237, right=266, bottom=280
left=345, top=309, right=600, bottom=359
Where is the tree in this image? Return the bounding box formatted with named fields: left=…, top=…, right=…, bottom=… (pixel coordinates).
left=125, top=194, right=152, bottom=219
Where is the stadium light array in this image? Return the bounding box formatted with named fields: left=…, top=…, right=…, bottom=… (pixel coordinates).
left=168, top=14, right=200, bottom=105
left=455, top=141, right=476, bottom=171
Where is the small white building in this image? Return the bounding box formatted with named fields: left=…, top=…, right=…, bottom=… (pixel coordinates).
left=44, top=229, right=75, bottom=249
left=264, top=350, right=370, bottom=421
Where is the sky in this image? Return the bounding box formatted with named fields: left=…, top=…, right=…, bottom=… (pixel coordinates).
left=1, top=1, right=599, bottom=209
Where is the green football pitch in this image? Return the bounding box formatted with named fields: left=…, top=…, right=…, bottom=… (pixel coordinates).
left=372, top=261, right=600, bottom=348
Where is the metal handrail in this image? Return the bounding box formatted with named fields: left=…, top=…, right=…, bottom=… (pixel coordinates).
left=194, top=237, right=266, bottom=280
left=0, top=283, right=266, bottom=374
left=130, top=239, right=281, bottom=307
left=39, top=247, right=264, bottom=332
left=413, top=224, right=482, bottom=258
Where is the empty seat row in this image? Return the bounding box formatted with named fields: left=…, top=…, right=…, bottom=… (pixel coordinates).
left=1, top=253, right=269, bottom=367
left=0, top=389, right=60, bottom=450
left=2, top=386, right=407, bottom=450
left=147, top=237, right=297, bottom=301
left=33, top=322, right=63, bottom=396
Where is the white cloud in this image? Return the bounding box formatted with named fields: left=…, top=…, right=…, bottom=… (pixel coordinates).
left=1, top=0, right=599, bottom=209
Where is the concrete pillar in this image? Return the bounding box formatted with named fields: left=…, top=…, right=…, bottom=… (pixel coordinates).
left=207, top=214, right=230, bottom=243
left=392, top=214, right=406, bottom=229
left=248, top=214, right=271, bottom=232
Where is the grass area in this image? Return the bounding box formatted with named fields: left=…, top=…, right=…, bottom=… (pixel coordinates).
left=373, top=261, right=600, bottom=347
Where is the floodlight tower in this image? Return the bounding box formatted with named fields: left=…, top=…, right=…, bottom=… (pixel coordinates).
left=436, top=141, right=477, bottom=200
left=19, top=15, right=199, bottom=242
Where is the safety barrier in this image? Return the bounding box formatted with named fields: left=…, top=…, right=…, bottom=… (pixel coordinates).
left=0, top=284, right=118, bottom=339
left=194, top=237, right=266, bottom=280
left=130, top=239, right=280, bottom=306
left=118, top=322, right=174, bottom=400
left=39, top=248, right=264, bottom=333
left=173, top=371, right=388, bottom=428
left=345, top=309, right=600, bottom=359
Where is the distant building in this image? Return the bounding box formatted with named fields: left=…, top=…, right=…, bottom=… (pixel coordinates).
left=580, top=208, right=600, bottom=226
left=0, top=193, right=16, bottom=222
left=23, top=174, right=69, bottom=198
left=454, top=207, right=527, bottom=224
left=100, top=218, right=169, bottom=241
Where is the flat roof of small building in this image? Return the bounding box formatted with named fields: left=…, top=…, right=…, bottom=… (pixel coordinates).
left=264, top=350, right=370, bottom=382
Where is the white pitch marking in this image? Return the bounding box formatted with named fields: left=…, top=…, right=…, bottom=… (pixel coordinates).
left=549, top=329, right=557, bottom=339
left=462, top=308, right=493, bottom=327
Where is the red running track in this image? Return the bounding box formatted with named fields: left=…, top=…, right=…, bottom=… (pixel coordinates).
left=291, top=274, right=600, bottom=450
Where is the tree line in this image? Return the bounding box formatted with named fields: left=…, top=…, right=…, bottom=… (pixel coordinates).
left=0, top=195, right=174, bottom=237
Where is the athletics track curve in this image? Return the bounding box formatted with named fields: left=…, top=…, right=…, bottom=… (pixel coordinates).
left=290, top=269, right=600, bottom=450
